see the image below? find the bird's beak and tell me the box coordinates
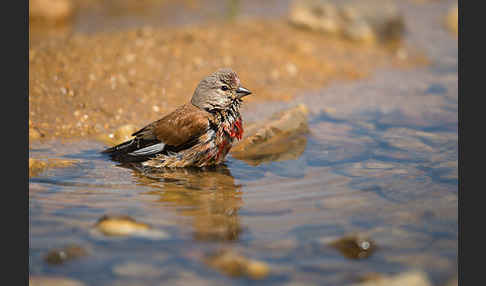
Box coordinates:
[236,86,252,98]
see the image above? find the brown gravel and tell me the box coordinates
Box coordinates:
[29,19,427,143]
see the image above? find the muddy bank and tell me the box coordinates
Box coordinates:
[29,18,426,143]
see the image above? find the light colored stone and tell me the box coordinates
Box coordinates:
[354,271,431,286]
[289,0,404,43]
[231,104,309,165]
[93,215,169,239]
[205,249,270,280]
[94,215,150,236]
[30,276,85,286]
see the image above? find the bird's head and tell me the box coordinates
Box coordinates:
[191,68,252,111]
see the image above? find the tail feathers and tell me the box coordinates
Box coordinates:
[102,138,163,162]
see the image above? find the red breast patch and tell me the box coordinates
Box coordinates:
[230,118,243,140]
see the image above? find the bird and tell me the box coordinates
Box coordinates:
[102,68,252,168]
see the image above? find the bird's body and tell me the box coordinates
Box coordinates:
[102,68,251,168]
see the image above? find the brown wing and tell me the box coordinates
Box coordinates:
[102,104,211,162]
[132,104,211,147]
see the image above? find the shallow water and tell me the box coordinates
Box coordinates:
[29,114,457,285]
[29,0,458,285]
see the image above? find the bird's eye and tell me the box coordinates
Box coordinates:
[221,85,229,91]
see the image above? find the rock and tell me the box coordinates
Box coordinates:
[29,0,74,24]
[93,214,169,239]
[29,158,78,177]
[44,244,88,265]
[231,104,309,165]
[289,0,405,43]
[245,260,270,280]
[445,4,458,36]
[29,276,85,286]
[354,271,431,286]
[94,214,150,236]
[325,234,376,259]
[97,124,138,147]
[205,249,270,279]
[29,158,47,177]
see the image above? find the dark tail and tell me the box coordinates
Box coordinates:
[101,138,161,163]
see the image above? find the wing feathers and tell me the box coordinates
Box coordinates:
[128,142,165,156]
[101,104,212,163]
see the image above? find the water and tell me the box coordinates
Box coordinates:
[29,111,457,285]
[29,0,458,285]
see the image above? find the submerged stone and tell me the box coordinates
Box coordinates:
[94,214,168,239]
[205,249,270,280]
[44,244,88,265]
[29,276,85,286]
[326,234,376,259]
[354,271,431,286]
[231,104,309,165]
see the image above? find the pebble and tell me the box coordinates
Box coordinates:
[354,271,431,286]
[344,21,376,43]
[325,234,376,259]
[44,244,88,265]
[205,249,270,280]
[94,215,151,236]
[29,276,85,286]
[93,215,170,239]
[286,63,298,76]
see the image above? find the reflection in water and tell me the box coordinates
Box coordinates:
[127,164,243,242]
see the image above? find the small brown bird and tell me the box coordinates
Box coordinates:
[102,68,252,168]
